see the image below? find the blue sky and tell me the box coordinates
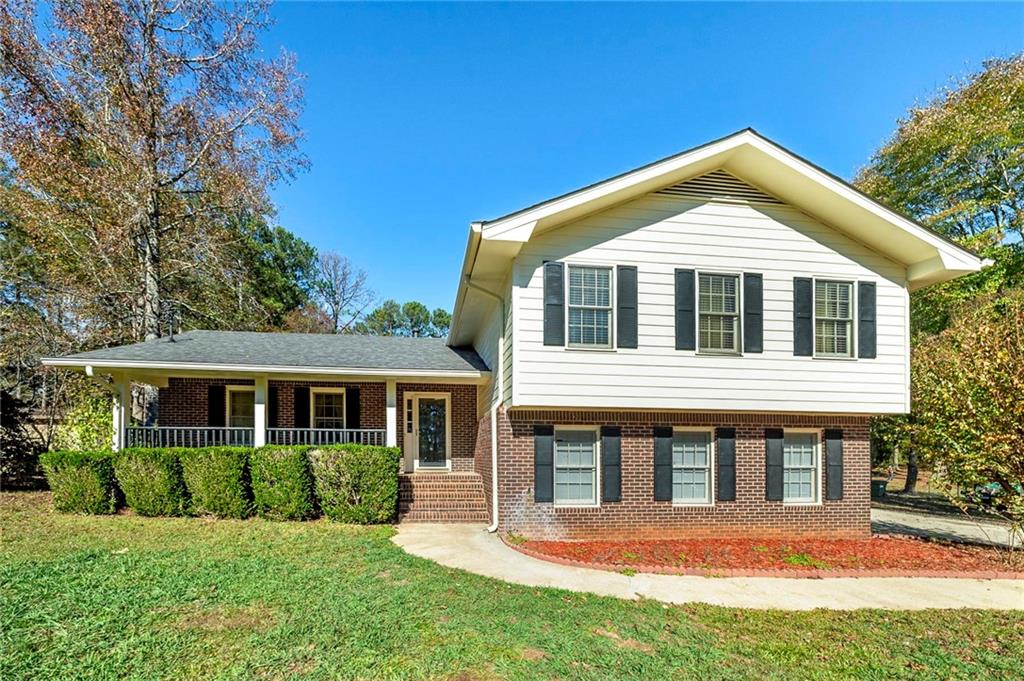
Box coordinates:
[264,2,1023,312]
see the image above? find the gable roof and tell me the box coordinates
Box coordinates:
[43,330,489,377]
[448,128,988,345]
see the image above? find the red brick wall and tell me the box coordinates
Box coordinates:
[396,383,477,472]
[158,377,384,430]
[474,409,494,518]
[498,409,870,540]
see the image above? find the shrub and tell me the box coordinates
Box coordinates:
[52,387,112,452]
[180,447,252,519]
[251,446,316,520]
[40,450,118,514]
[309,444,401,523]
[113,448,189,516]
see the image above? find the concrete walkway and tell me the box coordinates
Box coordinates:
[393,524,1024,611]
[871,507,1019,548]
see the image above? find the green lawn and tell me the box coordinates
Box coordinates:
[2,493,1022,680]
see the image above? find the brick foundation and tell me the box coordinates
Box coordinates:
[497,409,871,541]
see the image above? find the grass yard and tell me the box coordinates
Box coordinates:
[2,493,1023,680]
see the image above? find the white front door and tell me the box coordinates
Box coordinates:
[404,392,451,472]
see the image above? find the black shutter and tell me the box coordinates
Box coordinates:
[716,427,736,502]
[601,426,621,502]
[268,386,280,428]
[345,387,360,429]
[616,266,638,349]
[858,282,877,359]
[543,262,565,346]
[674,269,696,351]
[294,386,310,428]
[534,425,554,502]
[653,426,673,501]
[765,428,784,501]
[793,277,813,356]
[825,429,844,500]
[743,273,763,353]
[207,385,225,427]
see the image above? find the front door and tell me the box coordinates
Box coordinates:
[411,394,449,470]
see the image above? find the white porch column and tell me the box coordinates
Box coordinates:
[385,379,397,447]
[254,375,268,447]
[111,378,128,452]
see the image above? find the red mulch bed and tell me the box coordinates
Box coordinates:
[515,536,1022,577]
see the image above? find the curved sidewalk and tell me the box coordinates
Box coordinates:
[393,524,1024,611]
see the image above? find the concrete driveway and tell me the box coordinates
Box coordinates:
[393,524,1024,611]
[871,507,1019,548]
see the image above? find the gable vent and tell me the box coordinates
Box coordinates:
[655,169,783,205]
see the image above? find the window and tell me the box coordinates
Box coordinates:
[227,388,255,428]
[783,431,819,503]
[815,280,853,357]
[568,265,613,348]
[554,428,598,505]
[698,273,740,353]
[311,389,345,429]
[672,430,713,503]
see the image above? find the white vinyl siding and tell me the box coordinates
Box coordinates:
[698,273,740,353]
[783,431,819,503]
[227,389,255,428]
[554,428,598,505]
[567,265,612,348]
[815,280,853,357]
[511,183,909,413]
[672,430,713,503]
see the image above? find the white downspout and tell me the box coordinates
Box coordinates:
[465,277,504,533]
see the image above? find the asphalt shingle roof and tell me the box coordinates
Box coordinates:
[52,330,489,374]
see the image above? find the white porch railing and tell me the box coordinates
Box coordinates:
[124,427,255,448]
[266,428,386,446]
[122,427,387,448]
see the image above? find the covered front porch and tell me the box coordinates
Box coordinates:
[42,329,490,474]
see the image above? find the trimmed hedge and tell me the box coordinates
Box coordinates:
[309,445,402,523]
[113,448,188,516]
[179,447,252,519]
[40,450,118,514]
[251,446,316,521]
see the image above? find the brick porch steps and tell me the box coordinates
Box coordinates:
[398,473,489,523]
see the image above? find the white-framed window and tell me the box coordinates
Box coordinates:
[310,388,346,429]
[698,272,740,354]
[226,387,255,428]
[814,280,854,357]
[783,431,819,503]
[553,427,599,506]
[567,265,613,348]
[672,429,714,504]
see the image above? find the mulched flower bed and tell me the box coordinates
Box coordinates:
[512,535,1023,578]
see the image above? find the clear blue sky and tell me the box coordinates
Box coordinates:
[264,2,1023,312]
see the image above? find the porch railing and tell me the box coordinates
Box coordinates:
[266,428,386,446]
[124,427,255,448]
[122,427,387,448]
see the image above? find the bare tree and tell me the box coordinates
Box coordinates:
[312,251,373,333]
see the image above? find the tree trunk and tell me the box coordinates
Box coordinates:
[902,451,919,494]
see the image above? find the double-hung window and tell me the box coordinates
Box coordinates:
[227,388,255,428]
[567,265,613,348]
[698,273,740,353]
[672,430,713,504]
[783,431,819,503]
[311,389,346,429]
[553,428,598,505]
[815,280,853,357]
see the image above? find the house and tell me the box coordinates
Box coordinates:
[44,129,986,538]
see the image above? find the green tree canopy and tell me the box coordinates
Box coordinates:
[355,300,450,338]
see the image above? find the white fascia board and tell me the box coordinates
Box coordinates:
[41,358,490,382]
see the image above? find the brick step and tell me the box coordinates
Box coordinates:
[399,488,485,499]
[399,482,485,492]
[400,499,488,512]
[399,510,490,523]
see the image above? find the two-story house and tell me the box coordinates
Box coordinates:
[45,129,986,539]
